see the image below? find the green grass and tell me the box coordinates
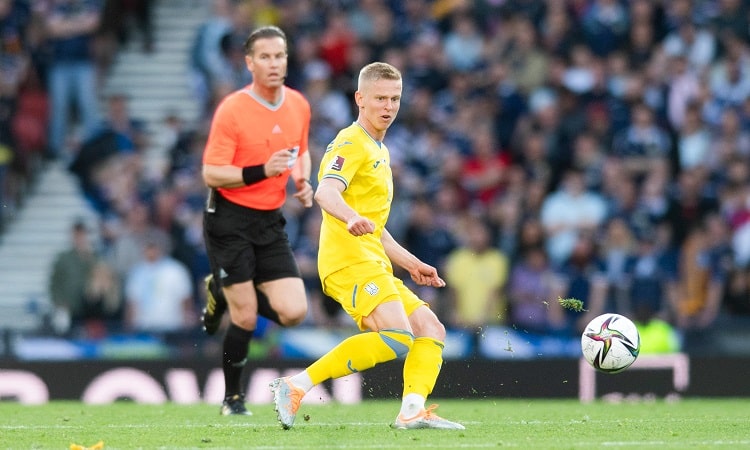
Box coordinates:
[1,398,748,449]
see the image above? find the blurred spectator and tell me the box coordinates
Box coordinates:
[109,0,153,52]
[393,0,438,45]
[724,263,750,317]
[708,109,750,174]
[105,201,168,279]
[218,0,254,90]
[460,125,510,207]
[633,165,670,230]
[633,304,681,355]
[611,101,672,182]
[570,131,606,191]
[189,0,234,116]
[9,68,47,172]
[403,196,457,270]
[726,181,750,269]
[241,0,280,29]
[0,0,31,155]
[670,215,731,350]
[540,167,608,267]
[361,4,399,61]
[487,191,523,260]
[49,220,121,337]
[514,215,546,260]
[124,233,195,333]
[665,53,701,131]
[676,101,711,171]
[98,93,147,152]
[303,61,351,146]
[539,1,579,58]
[581,0,629,57]
[401,37,447,97]
[96,0,154,78]
[68,93,145,215]
[665,168,719,247]
[704,33,750,124]
[557,234,609,334]
[511,88,567,176]
[506,245,566,335]
[599,217,637,313]
[442,13,483,72]
[662,17,716,74]
[622,222,679,322]
[444,216,509,329]
[484,60,526,149]
[318,10,355,78]
[711,0,748,48]
[515,133,554,192]
[497,16,549,95]
[44,0,102,160]
[626,18,657,71]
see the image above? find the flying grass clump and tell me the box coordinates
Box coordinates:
[558,297,586,312]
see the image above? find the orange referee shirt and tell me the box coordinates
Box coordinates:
[203,84,311,210]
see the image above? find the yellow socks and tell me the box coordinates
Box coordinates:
[403,337,444,398]
[307,329,414,384]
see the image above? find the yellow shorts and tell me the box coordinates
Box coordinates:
[322,261,427,330]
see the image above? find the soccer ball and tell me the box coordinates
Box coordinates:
[581,313,640,374]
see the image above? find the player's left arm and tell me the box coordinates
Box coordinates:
[381,228,445,288]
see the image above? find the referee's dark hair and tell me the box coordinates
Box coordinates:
[244,25,287,56]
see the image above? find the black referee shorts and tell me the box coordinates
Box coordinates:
[203,192,301,287]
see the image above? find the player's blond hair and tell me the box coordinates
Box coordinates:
[357,62,402,89]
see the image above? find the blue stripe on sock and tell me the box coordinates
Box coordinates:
[379,330,414,358]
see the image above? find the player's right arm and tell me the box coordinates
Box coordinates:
[314,178,374,236]
[202,151,292,189]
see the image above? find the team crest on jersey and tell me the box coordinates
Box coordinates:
[330,155,346,171]
[364,282,379,296]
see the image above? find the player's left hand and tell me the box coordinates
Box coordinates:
[293,179,313,207]
[409,262,446,288]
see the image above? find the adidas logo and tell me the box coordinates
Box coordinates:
[272,124,282,134]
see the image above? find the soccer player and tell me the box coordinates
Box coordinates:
[270,62,464,430]
[201,25,313,416]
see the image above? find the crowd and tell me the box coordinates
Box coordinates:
[4,0,750,357]
[0,0,153,230]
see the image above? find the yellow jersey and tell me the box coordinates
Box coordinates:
[317,122,394,280]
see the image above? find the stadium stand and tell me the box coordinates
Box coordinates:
[3,0,750,359]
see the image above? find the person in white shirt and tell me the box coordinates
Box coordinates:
[540,168,608,267]
[124,235,195,333]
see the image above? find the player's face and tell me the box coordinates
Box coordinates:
[356,78,402,137]
[245,37,288,89]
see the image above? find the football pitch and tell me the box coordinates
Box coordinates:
[1,398,747,449]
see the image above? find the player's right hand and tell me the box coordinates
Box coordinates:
[346,215,375,236]
[265,149,295,177]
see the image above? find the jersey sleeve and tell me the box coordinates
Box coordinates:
[202,98,239,166]
[318,135,365,190]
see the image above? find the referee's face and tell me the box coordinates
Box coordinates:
[246,37,288,89]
